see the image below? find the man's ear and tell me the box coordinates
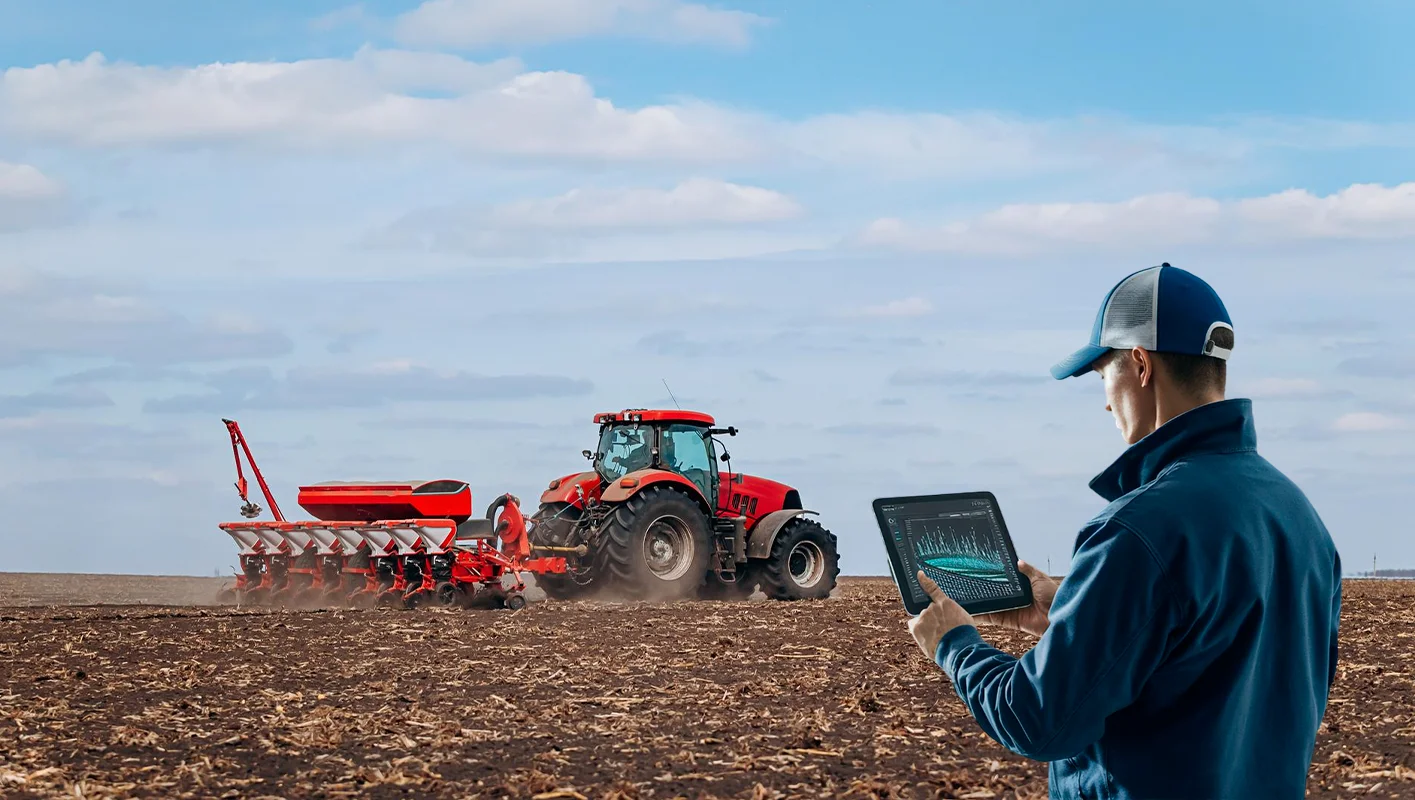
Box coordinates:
[1133,347,1154,388]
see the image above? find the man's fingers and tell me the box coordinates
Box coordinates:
[1017,560,1048,580]
[916,570,948,603]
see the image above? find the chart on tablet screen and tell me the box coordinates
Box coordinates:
[907,510,1015,602]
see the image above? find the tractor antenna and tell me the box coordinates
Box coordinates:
[662,379,681,409]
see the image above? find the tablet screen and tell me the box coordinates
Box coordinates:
[875,493,1030,614]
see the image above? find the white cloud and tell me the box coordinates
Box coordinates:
[478,178,798,230]
[1236,183,1415,240]
[7,50,1403,181]
[0,161,75,232]
[0,162,64,199]
[858,182,1415,255]
[0,49,753,162]
[393,0,767,49]
[365,178,810,260]
[488,178,802,229]
[1226,116,1415,151]
[854,297,934,318]
[311,3,375,32]
[1248,378,1320,396]
[773,112,1278,182]
[1332,412,1409,433]
[782,112,1080,180]
[1242,378,1341,399]
[862,192,1221,255]
[143,362,595,413]
[0,269,292,368]
[0,386,114,419]
[366,222,828,263]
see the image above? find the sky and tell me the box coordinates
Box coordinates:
[1,0,1412,578]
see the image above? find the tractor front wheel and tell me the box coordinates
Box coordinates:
[596,485,712,602]
[758,517,840,601]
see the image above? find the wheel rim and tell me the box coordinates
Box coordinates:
[788,540,826,588]
[643,515,694,581]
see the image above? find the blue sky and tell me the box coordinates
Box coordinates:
[1,0,1412,578]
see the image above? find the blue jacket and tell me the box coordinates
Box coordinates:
[935,398,1342,799]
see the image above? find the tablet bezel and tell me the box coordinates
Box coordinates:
[872,490,1034,617]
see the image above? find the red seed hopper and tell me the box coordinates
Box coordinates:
[296,480,474,524]
[215,419,581,611]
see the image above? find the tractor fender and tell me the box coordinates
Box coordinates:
[599,468,710,511]
[540,471,599,506]
[746,509,818,560]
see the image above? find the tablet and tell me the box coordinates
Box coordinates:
[872,491,1033,616]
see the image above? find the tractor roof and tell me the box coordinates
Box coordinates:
[594,408,716,426]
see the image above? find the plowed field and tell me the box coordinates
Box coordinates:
[0,575,1411,799]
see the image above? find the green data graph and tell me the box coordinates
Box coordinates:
[905,510,1018,603]
[914,525,1012,584]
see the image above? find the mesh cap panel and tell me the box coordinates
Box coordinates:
[1100,268,1158,349]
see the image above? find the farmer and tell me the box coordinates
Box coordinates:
[907,263,1342,798]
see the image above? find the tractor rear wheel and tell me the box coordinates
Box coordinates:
[528,502,594,600]
[757,517,840,601]
[596,485,712,602]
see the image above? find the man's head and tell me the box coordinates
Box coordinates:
[1051,263,1234,444]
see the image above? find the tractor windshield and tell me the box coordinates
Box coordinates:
[594,424,654,481]
[660,423,715,500]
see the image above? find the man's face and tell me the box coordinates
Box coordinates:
[1095,348,1158,445]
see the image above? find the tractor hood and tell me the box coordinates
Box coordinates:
[719,472,802,518]
[539,471,602,507]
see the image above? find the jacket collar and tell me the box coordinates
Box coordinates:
[1089,398,1257,502]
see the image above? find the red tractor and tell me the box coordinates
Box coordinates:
[526,409,840,602]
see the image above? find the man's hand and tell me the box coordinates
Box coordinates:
[973,560,1059,638]
[907,570,975,663]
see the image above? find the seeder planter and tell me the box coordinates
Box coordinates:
[217,406,844,607]
[215,419,577,611]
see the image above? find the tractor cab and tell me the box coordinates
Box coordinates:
[589,409,734,507]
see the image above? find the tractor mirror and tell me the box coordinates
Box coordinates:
[582,449,593,460]
[720,452,730,462]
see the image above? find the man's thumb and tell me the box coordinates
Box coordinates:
[1018,560,1048,580]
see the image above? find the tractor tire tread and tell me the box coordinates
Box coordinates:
[757,517,840,601]
[595,484,711,601]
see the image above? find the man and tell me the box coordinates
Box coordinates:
[907,263,1342,799]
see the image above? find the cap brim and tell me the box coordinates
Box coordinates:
[1050,343,1110,380]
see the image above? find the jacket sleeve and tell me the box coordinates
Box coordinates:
[1327,551,1342,692]
[933,517,1184,762]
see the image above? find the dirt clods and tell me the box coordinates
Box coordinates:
[0,575,1410,798]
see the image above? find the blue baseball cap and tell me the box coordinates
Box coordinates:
[1051,262,1234,380]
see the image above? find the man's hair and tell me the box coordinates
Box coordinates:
[1097,327,1234,395]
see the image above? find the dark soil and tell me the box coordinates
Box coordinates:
[0,575,1410,799]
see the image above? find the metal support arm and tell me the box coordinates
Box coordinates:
[223,418,285,522]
